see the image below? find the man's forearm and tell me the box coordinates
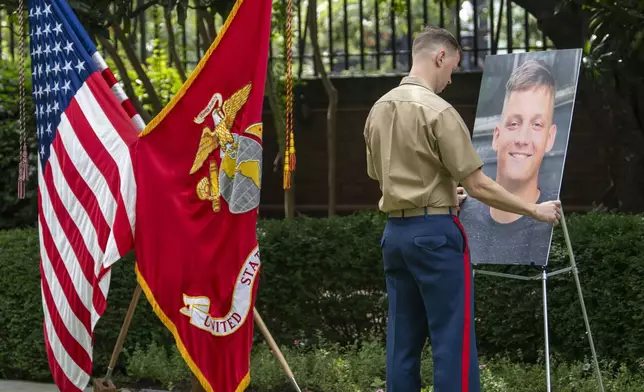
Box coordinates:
[462,171,536,218]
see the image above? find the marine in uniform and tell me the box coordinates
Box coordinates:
[363,26,562,392]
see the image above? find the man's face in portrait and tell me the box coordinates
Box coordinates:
[492,76,557,188]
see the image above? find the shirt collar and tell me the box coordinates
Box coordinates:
[399,76,434,92]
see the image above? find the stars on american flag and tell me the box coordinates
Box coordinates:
[28,0,96,167]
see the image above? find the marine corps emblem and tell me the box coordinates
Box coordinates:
[189,83,263,213]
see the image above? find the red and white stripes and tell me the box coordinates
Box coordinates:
[38,70,140,391]
[92,52,146,131]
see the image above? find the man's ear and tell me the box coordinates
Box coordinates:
[492,125,500,152]
[435,49,445,67]
[545,123,557,152]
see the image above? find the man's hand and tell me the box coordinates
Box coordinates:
[456,186,467,212]
[532,200,562,225]
[457,186,467,204]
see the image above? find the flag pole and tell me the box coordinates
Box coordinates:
[253,308,303,392]
[105,284,142,380]
[97,288,302,392]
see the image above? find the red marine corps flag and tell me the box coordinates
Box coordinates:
[133,0,272,388]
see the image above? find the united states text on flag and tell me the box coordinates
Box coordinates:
[28,0,140,390]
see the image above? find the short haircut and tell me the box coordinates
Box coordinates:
[412,26,461,57]
[505,59,556,101]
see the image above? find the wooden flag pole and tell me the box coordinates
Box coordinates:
[253,308,303,392]
[97,285,302,392]
[105,284,142,380]
[93,284,142,392]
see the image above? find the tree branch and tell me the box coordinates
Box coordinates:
[122,0,160,20]
[111,23,164,114]
[196,8,213,53]
[164,10,188,81]
[308,0,338,217]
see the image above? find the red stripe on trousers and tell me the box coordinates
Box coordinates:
[453,216,471,392]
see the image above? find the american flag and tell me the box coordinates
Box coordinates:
[28,0,143,390]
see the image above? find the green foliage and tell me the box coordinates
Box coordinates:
[0,228,47,380]
[0,231,174,381]
[124,341,191,390]
[119,339,644,391]
[255,211,644,368]
[560,0,644,83]
[256,212,388,346]
[124,40,184,113]
[0,61,38,230]
[1,211,644,383]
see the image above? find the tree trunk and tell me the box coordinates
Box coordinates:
[163,10,188,82]
[111,24,164,114]
[307,0,339,217]
[196,9,213,53]
[265,62,295,219]
[610,76,644,212]
[206,7,218,40]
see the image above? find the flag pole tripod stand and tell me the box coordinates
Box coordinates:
[93,283,303,392]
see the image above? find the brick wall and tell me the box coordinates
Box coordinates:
[258,73,609,217]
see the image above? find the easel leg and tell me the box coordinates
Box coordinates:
[254,308,303,392]
[541,268,552,392]
[560,212,605,392]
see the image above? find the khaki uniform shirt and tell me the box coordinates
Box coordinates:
[364,76,483,213]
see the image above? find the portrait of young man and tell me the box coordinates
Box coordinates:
[459,58,564,266]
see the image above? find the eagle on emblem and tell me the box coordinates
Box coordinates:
[189,83,252,175]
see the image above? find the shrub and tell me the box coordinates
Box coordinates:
[122,339,644,392]
[0,211,643,382]
[0,61,38,230]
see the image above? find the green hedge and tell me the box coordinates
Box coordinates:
[0,62,39,230]
[1,211,643,382]
[122,340,644,392]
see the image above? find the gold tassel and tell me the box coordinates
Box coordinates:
[283,155,291,189]
[283,0,295,190]
[288,131,296,171]
[17,0,28,199]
